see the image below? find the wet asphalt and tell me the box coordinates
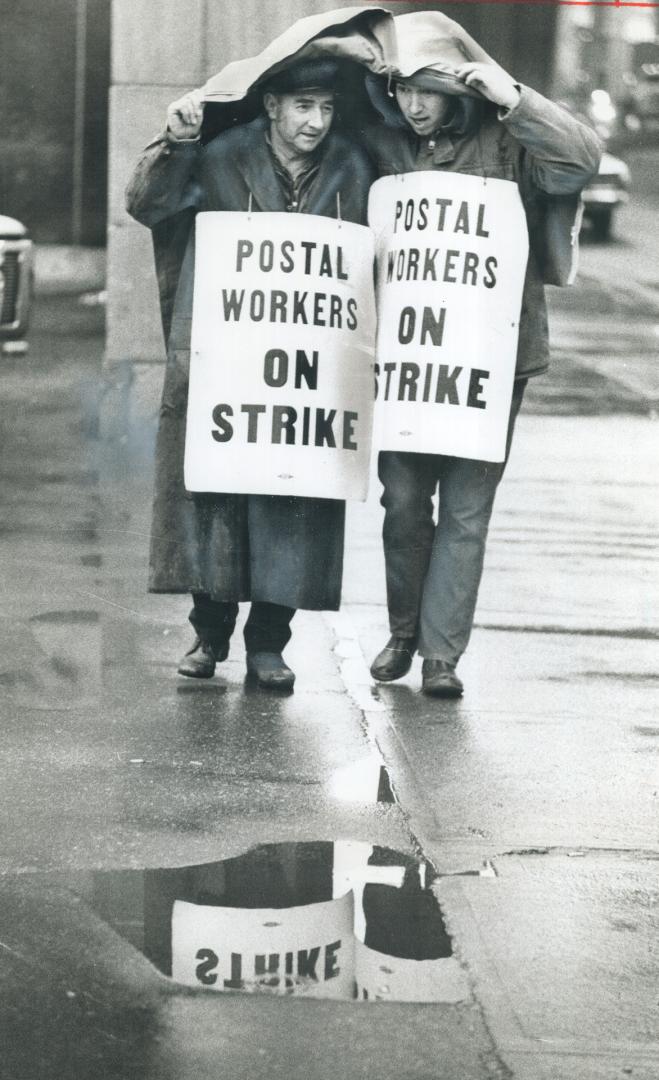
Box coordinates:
[1,196,658,1080]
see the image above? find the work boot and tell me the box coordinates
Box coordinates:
[177,638,228,678]
[370,636,416,682]
[421,659,463,698]
[246,652,295,690]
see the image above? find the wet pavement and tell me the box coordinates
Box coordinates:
[1,269,658,1078]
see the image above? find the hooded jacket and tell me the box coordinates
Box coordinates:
[362,11,602,379]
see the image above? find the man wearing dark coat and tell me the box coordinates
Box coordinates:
[126,59,375,689]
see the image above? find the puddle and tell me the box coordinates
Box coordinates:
[78,840,467,1003]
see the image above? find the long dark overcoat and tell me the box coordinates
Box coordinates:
[126,117,375,609]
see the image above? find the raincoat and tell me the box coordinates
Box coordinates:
[125,7,392,607]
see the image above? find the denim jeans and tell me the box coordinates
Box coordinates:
[378,380,527,664]
[189,594,295,653]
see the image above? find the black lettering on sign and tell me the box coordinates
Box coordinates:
[223,952,244,990]
[281,240,294,273]
[329,294,342,329]
[443,250,459,284]
[462,252,479,286]
[254,954,280,978]
[241,403,266,442]
[294,350,318,390]
[398,362,420,401]
[423,248,438,281]
[270,290,287,322]
[343,411,358,451]
[211,404,234,442]
[467,368,490,409]
[398,307,415,345]
[453,201,470,234]
[423,362,433,401]
[398,307,446,347]
[263,349,288,387]
[383,362,396,400]
[324,940,341,980]
[250,291,265,321]
[218,290,357,330]
[420,307,446,347]
[292,292,309,324]
[222,289,245,320]
[313,293,327,326]
[314,409,337,448]
[319,244,332,277]
[272,405,297,445]
[476,203,489,238]
[195,948,219,985]
[300,241,317,274]
[435,365,462,405]
[483,256,498,288]
[435,198,453,231]
[236,240,253,272]
[259,240,274,272]
[297,947,320,981]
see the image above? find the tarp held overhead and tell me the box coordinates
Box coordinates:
[200,6,396,142]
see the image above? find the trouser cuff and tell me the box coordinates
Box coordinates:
[244,602,295,653]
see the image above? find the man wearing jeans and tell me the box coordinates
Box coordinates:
[364,11,600,696]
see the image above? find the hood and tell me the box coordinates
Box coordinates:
[366,10,505,129]
[200,6,395,141]
[392,11,498,93]
[202,6,394,102]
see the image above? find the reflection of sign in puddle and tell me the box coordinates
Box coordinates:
[89,837,470,1004]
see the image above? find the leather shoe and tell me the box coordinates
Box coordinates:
[246,652,295,690]
[370,636,416,682]
[177,638,228,678]
[421,659,463,698]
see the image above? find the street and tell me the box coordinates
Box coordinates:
[0,161,657,1079]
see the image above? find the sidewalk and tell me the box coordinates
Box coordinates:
[339,411,659,1080]
[1,295,657,1079]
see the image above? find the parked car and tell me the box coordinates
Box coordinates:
[556,89,631,241]
[0,214,34,353]
[581,150,631,241]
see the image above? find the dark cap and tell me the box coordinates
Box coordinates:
[261,58,342,96]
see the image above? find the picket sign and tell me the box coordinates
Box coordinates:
[184,211,376,500]
[368,172,529,462]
